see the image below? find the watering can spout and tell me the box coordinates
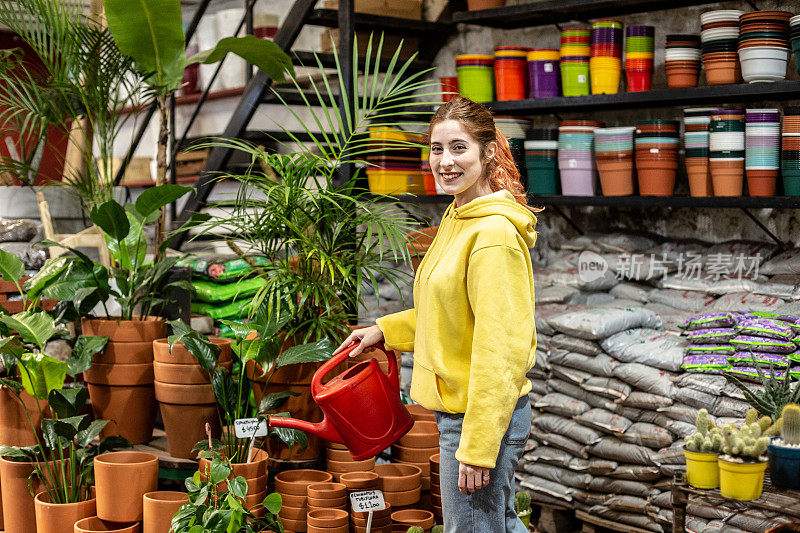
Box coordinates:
[268,415,343,444]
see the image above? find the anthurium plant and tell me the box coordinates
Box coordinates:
[171,454,283,532]
[169,298,333,463]
[23,184,195,321]
[0,248,128,504]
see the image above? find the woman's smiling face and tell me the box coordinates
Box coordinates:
[429,119,495,206]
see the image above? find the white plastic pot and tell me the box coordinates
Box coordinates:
[738,46,789,82]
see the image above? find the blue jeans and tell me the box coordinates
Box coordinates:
[435,395,531,533]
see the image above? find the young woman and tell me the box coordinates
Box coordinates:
[334,96,538,532]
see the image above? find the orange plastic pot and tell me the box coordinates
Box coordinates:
[686,164,712,197]
[326,457,375,473]
[747,170,778,196]
[308,508,349,528]
[143,492,187,533]
[198,449,268,493]
[382,486,421,507]
[710,165,744,196]
[94,452,158,522]
[34,492,96,533]
[637,168,676,196]
[391,444,439,463]
[93,341,153,364]
[306,482,346,499]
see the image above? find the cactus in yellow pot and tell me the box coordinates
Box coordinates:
[718,409,775,500]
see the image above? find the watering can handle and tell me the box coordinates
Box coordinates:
[312,341,399,394]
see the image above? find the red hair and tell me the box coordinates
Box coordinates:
[428,96,541,213]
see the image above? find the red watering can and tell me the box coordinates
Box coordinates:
[268,342,414,460]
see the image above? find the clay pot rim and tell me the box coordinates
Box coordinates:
[73,517,139,533]
[307,494,347,504]
[95,451,158,467]
[34,490,96,506]
[307,508,349,527]
[143,491,189,503]
[391,509,435,527]
[306,482,346,498]
[326,457,375,468]
[339,471,379,482]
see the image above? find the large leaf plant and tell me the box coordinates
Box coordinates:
[186,34,438,344]
[23,184,195,321]
[0,251,128,505]
[103,0,294,257]
[169,298,333,463]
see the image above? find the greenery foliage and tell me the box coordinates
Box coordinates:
[723,353,800,421]
[720,408,777,460]
[686,408,723,453]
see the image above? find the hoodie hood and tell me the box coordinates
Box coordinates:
[450,190,538,248]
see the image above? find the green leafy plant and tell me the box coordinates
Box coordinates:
[686,408,723,453]
[723,353,800,421]
[170,299,333,463]
[720,408,779,461]
[780,403,800,446]
[23,184,195,321]
[514,491,531,514]
[103,0,294,255]
[0,0,142,207]
[170,453,283,532]
[187,33,439,342]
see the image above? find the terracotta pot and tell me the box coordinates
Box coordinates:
[710,167,744,196]
[94,452,158,522]
[405,404,435,422]
[1,457,44,533]
[278,504,307,521]
[326,457,375,473]
[405,226,438,273]
[327,441,348,451]
[666,70,700,88]
[274,469,333,495]
[85,383,156,444]
[353,525,391,533]
[280,492,307,508]
[198,449,268,487]
[637,169,676,196]
[81,318,166,343]
[430,454,440,474]
[326,448,356,461]
[247,359,326,461]
[307,524,349,533]
[279,517,306,532]
[153,362,212,385]
[687,166,713,197]
[206,474,266,496]
[466,0,504,9]
[152,338,232,366]
[73,517,140,533]
[142,492,187,533]
[155,381,219,459]
[353,514,391,526]
[397,421,439,448]
[392,509,434,530]
[94,341,153,364]
[34,492,96,533]
[383,487,421,507]
[0,388,46,447]
[395,459,431,478]
[747,170,778,196]
[307,508,348,528]
[375,463,422,492]
[244,490,267,511]
[339,471,380,491]
[307,494,347,507]
[84,363,154,386]
[431,470,440,486]
[391,445,438,464]
[307,482,346,499]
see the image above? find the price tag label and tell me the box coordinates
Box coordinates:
[349,490,386,512]
[577,74,586,84]
[650,148,659,154]
[234,418,268,439]
[544,63,554,73]
[568,159,577,168]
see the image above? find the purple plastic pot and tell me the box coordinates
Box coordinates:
[559,168,597,195]
[528,60,560,98]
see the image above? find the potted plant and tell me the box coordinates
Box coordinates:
[768,403,800,490]
[723,355,800,421]
[170,454,283,532]
[24,185,197,443]
[718,408,780,501]
[684,408,723,489]
[186,33,437,460]
[514,491,532,529]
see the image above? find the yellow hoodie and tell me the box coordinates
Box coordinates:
[376,190,537,468]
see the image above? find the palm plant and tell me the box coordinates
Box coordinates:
[187,34,440,343]
[0,0,142,207]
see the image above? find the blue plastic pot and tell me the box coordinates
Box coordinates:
[768,437,800,490]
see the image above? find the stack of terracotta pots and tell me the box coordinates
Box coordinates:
[374,463,422,510]
[634,120,680,196]
[391,509,435,532]
[307,508,350,533]
[429,454,442,522]
[352,504,392,533]
[405,404,436,424]
[82,318,166,444]
[307,482,347,513]
[274,469,333,532]
[340,471,386,533]
[391,421,439,491]
[75,451,158,533]
[152,337,232,459]
[405,226,439,273]
[199,448,269,516]
[326,441,375,482]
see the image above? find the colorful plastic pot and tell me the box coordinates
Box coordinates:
[718,456,767,500]
[684,447,720,489]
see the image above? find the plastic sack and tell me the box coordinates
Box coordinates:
[524,446,573,469]
[678,312,736,331]
[518,475,573,503]
[647,289,716,311]
[730,335,795,354]
[522,463,593,489]
[535,284,581,305]
[610,282,650,303]
[727,351,789,367]
[582,377,632,401]
[548,378,608,409]
[674,374,727,395]
[685,328,737,344]
[534,393,590,418]
[709,292,786,312]
[666,419,696,438]
[0,218,39,242]
[588,476,653,497]
[549,334,602,356]
[608,464,663,482]
[611,363,675,397]
[759,247,800,275]
[601,328,685,372]
[619,391,673,410]
[191,299,252,319]
[605,495,649,514]
[177,254,272,281]
[529,428,588,459]
[193,277,266,303]
[547,307,661,340]
[574,408,633,434]
[555,351,618,378]
[734,318,794,340]
[551,364,593,385]
[659,275,757,295]
[588,436,659,466]
[533,414,602,446]
[657,403,698,424]
[753,274,800,299]
[684,343,735,355]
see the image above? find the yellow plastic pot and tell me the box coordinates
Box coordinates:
[684,448,720,489]
[718,456,767,500]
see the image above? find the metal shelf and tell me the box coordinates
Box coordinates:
[377,194,800,209]
[306,9,453,36]
[290,51,431,72]
[452,0,724,29]
[483,81,800,115]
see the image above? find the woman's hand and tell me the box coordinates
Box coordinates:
[333,325,385,357]
[458,461,490,494]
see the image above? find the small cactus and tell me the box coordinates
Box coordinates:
[720,417,774,460]
[781,404,800,445]
[432,526,444,533]
[686,409,723,453]
[406,527,424,533]
[514,491,531,513]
